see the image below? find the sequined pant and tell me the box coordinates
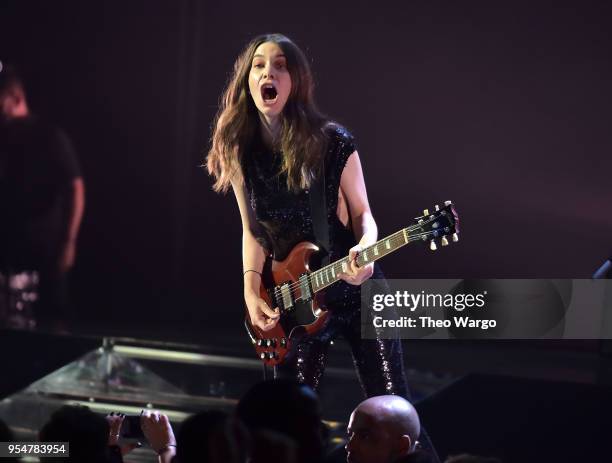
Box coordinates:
[274,303,409,397]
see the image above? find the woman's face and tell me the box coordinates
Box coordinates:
[248,41,292,122]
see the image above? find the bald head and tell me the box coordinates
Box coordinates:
[346,395,421,463]
[357,395,420,443]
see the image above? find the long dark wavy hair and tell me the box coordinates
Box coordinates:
[207,33,332,193]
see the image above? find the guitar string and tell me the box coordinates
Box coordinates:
[274,213,454,297]
[267,212,456,304]
[273,226,450,301]
[269,229,449,308]
[274,229,410,298]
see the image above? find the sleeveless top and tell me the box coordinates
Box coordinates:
[242,124,381,310]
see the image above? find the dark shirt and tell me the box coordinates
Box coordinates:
[243,124,356,260]
[242,123,382,310]
[0,116,80,270]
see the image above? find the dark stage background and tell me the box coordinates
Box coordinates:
[1,0,611,336]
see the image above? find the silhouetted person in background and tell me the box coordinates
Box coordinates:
[237,379,325,463]
[177,410,250,463]
[0,419,20,463]
[0,62,84,331]
[39,406,110,463]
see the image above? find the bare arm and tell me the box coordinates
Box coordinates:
[338,151,377,285]
[59,177,85,273]
[66,177,85,243]
[231,177,267,296]
[231,177,280,330]
[340,151,378,247]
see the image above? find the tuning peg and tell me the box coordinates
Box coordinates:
[435,204,440,211]
[430,240,437,251]
[452,233,459,242]
[444,200,452,206]
[423,209,429,216]
[441,236,449,246]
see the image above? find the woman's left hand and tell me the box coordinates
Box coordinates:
[338,244,374,286]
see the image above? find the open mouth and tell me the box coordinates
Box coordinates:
[261,84,278,103]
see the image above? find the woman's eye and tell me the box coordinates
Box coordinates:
[253,63,264,69]
[276,62,286,69]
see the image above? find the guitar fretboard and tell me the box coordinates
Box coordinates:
[309,227,417,292]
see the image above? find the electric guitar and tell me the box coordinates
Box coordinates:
[244,201,460,366]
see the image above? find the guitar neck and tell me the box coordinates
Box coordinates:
[310,227,416,293]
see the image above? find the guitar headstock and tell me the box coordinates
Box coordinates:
[409,200,460,250]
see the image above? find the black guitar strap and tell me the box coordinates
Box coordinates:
[270,165,330,381]
[309,162,330,267]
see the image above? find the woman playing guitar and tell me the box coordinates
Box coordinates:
[207,33,410,398]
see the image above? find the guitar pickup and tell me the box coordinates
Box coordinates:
[298,274,312,302]
[280,282,294,311]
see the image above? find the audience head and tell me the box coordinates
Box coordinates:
[0,419,19,463]
[0,62,29,120]
[177,409,249,463]
[236,379,324,463]
[346,395,421,463]
[0,418,13,441]
[39,405,109,463]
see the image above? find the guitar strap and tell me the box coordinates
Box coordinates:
[309,161,331,267]
[269,164,330,381]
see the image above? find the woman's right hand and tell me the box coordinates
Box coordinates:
[245,292,280,331]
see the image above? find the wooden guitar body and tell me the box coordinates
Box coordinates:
[243,201,459,367]
[244,242,330,366]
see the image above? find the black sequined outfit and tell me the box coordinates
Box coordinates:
[242,124,408,397]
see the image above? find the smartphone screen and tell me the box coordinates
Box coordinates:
[120,415,144,439]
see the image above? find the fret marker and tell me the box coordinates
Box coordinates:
[385,240,391,250]
[331,267,336,278]
[403,229,409,242]
[362,251,368,262]
[341,262,348,273]
[373,246,379,256]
